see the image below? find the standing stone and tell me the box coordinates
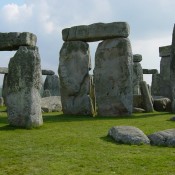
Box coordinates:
[44,75,60,96]
[159,45,171,98]
[133,54,143,95]
[42,69,55,75]
[171,24,175,112]
[140,81,154,112]
[151,74,160,96]
[94,38,133,116]
[59,41,95,115]
[6,46,43,128]
[2,74,8,105]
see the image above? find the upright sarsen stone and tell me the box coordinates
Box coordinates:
[59,41,95,115]
[94,38,133,116]
[7,46,43,128]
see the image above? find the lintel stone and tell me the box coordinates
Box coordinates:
[0,32,37,51]
[142,69,158,74]
[62,22,130,42]
[159,45,171,57]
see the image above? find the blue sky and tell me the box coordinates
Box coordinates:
[0,0,175,85]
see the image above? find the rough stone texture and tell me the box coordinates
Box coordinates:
[133,54,142,62]
[0,97,4,106]
[94,38,133,116]
[59,41,95,115]
[42,69,55,75]
[143,69,158,74]
[0,32,36,51]
[41,96,62,112]
[42,89,51,97]
[0,67,8,74]
[2,74,8,105]
[133,61,143,95]
[140,81,154,112]
[62,22,130,42]
[159,45,171,57]
[151,74,160,96]
[108,126,150,145]
[133,95,144,109]
[6,46,43,128]
[159,50,171,98]
[44,75,60,96]
[170,24,175,113]
[153,97,171,112]
[148,129,175,147]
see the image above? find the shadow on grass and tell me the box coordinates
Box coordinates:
[0,125,22,131]
[43,112,171,123]
[100,135,117,144]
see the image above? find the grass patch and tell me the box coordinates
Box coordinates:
[0,110,175,175]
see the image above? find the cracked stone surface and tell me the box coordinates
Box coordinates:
[62,22,130,42]
[59,41,95,116]
[6,46,43,128]
[94,38,133,116]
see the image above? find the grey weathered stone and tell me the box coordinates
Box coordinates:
[42,89,51,97]
[0,67,8,74]
[133,61,143,95]
[140,81,154,112]
[59,41,95,116]
[133,54,142,62]
[0,97,4,106]
[44,75,60,96]
[153,97,171,112]
[0,32,36,51]
[143,69,158,74]
[159,47,171,98]
[133,95,144,109]
[148,129,175,147]
[6,46,43,128]
[62,22,130,42]
[170,24,175,112]
[159,45,171,57]
[41,96,62,112]
[94,38,133,116]
[108,126,150,145]
[42,69,55,75]
[151,74,160,96]
[2,74,8,105]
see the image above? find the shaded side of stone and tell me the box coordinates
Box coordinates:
[140,81,154,112]
[2,74,8,105]
[94,38,133,116]
[133,54,142,62]
[59,41,95,116]
[42,69,55,75]
[151,74,160,96]
[0,32,37,51]
[62,22,130,42]
[159,45,171,57]
[6,46,43,128]
[143,69,158,74]
[44,75,60,96]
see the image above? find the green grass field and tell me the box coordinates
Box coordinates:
[0,107,175,175]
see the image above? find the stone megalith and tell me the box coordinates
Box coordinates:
[170,24,175,112]
[140,81,154,112]
[94,38,133,116]
[159,45,171,98]
[59,41,95,116]
[6,46,43,128]
[2,74,8,105]
[151,73,160,96]
[44,75,60,96]
[133,54,143,95]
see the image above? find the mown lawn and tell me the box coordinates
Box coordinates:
[0,107,175,175]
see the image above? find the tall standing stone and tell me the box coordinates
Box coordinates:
[59,41,95,115]
[171,24,175,112]
[2,74,8,105]
[133,54,143,95]
[44,75,60,96]
[6,46,43,128]
[159,45,171,98]
[140,81,154,112]
[94,38,133,116]
[151,73,160,96]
